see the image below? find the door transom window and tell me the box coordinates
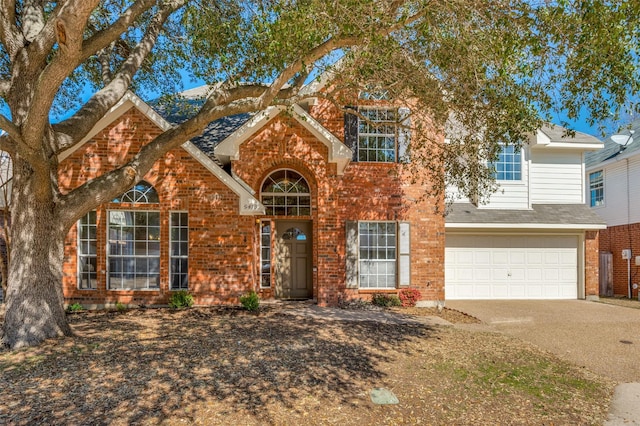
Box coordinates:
[261,170,311,216]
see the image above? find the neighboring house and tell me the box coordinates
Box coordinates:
[445,125,605,300]
[585,120,640,298]
[59,89,445,307]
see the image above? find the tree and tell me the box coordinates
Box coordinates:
[0,0,638,349]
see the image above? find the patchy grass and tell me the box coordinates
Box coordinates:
[0,307,613,425]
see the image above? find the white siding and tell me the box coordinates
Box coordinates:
[530,150,583,203]
[479,147,530,209]
[591,156,640,227]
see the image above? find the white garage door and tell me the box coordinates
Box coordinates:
[445,235,578,300]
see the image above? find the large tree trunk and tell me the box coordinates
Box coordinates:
[1,159,71,349]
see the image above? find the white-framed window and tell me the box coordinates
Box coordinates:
[260,220,271,288]
[492,145,522,181]
[170,212,188,290]
[112,181,159,203]
[345,221,411,290]
[261,169,311,216]
[358,222,397,289]
[589,170,604,207]
[107,181,161,290]
[107,210,160,290]
[78,211,97,290]
[344,106,410,163]
[357,108,399,163]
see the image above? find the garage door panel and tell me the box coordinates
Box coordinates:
[446,235,578,300]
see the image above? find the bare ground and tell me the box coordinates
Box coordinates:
[0,306,613,425]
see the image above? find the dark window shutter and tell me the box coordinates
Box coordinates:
[345,220,359,289]
[344,107,359,162]
[397,107,411,163]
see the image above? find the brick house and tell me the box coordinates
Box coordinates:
[585,120,640,298]
[60,89,445,307]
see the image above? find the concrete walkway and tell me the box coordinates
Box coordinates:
[447,300,640,425]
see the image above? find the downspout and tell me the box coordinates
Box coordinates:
[627,158,632,299]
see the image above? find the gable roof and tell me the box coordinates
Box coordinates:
[213,103,352,175]
[585,119,640,169]
[151,86,254,159]
[59,91,264,215]
[530,124,603,150]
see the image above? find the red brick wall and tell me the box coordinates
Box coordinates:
[232,111,445,306]
[60,100,445,307]
[60,108,256,306]
[599,223,640,297]
[585,230,599,298]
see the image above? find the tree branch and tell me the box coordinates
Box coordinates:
[19,0,100,149]
[52,1,184,154]
[0,79,9,97]
[0,113,21,146]
[80,0,157,63]
[0,134,16,156]
[0,0,23,59]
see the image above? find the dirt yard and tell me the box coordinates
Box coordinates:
[0,306,613,425]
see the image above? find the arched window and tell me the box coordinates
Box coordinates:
[107,180,161,290]
[112,181,159,203]
[261,170,311,216]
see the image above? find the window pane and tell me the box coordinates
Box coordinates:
[170,212,188,290]
[358,222,397,289]
[78,211,98,290]
[491,145,521,181]
[261,170,310,216]
[107,210,161,290]
[357,108,398,163]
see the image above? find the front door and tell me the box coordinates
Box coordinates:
[275,221,312,299]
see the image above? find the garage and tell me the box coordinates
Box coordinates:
[445,234,579,300]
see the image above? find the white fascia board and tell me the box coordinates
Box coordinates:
[530,129,551,147]
[58,91,173,161]
[57,91,264,216]
[291,104,352,175]
[534,142,604,151]
[530,129,603,151]
[214,106,282,159]
[181,142,265,215]
[213,103,352,175]
[445,222,606,230]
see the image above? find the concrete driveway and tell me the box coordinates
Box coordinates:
[446,300,640,383]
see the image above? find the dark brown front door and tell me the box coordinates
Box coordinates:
[275,221,312,299]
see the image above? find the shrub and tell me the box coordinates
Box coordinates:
[169,291,194,309]
[239,290,260,311]
[371,293,402,308]
[67,302,84,312]
[399,288,422,307]
[115,301,127,312]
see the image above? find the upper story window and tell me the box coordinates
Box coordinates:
[358,108,398,162]
[261,170,311,216]
[344,107,411,163]
[589,170,604,207]
[112,181,159,203]
[492,145,522,181]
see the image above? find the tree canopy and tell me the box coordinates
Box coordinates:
[0,0,639,348]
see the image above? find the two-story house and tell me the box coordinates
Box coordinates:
[57,85,606,307]
[585,120,640,298]
[445,125,605,300]
[59,88,445,308]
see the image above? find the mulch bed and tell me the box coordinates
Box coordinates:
[0,306,612,425]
